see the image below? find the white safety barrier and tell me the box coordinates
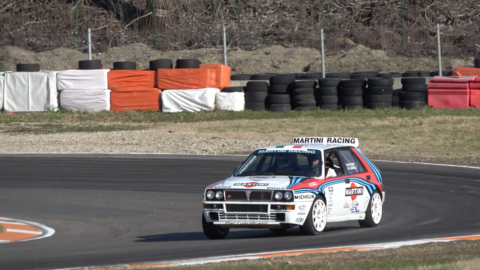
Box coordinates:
[57,69,109,90]
[59,90,111,112]
[215,92,245,111]
[161,88,220,113]
[4,71,58,112]
[0,73,4,111]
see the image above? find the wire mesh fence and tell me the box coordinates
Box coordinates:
[0,0,479,74]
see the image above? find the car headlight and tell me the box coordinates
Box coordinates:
[215,191,224,200]
[274,191,283,200]
[206,190,215,200]
[284,191,293,200]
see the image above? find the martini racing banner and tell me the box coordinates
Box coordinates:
[291,137,359,148]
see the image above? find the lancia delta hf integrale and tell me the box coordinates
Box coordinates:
[202,137,384,239]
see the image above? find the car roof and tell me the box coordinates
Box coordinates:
[256,144,348,151]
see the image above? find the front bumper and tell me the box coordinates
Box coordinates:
[203,201,311,228]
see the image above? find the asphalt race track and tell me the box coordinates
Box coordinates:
[0,154,480,270]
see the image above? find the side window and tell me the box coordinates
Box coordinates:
[338,149,366,175]
[325,151,345,176]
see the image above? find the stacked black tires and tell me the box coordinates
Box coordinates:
[291,81,317,111]
[338,79,365,109]
[244,82,268,111]
[475,57,480,68]
[315,79,340,110]
[399,78,428,109]
[365,78,394,109]
[16,64,41,72]
[267,75,295,112]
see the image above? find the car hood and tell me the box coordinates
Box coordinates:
[216,176,295,190]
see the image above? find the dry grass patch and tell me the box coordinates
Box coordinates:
[0,224,5,233]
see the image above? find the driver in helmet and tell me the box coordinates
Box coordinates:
[309,155,322,177]
[273,154,293,173]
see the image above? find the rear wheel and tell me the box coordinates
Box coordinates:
[202,213,229,239]
[359,191,383,228]
[299,196,327,235]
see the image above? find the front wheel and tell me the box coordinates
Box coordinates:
[359,191,383,228]
[299,196,327,235]
[202,213,229,239]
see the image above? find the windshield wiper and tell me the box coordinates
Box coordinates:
[236,172,273,176]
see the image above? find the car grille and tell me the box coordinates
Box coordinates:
[219,213,276,221]
[226,204,268,213]
[225,191,247,200]
[249,191,272,201]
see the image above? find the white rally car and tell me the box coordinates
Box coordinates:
[202,137,385,239]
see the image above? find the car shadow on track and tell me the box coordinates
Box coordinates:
[135,226,357,242]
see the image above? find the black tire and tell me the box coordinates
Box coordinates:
[113,61,137,70]
[367,87,393,95]
[245,92,268,102]
[316,87,337,96]
[393,89,401,96]
[342,96,363,106]
[299,196,327,235]
[400,100,426,110]
[401,78,426,85]
[392,96,400,103]
[176,59,201,68]
[292,80,317,89]
[402,84,428,92]
[418,70,431,77]
[316,96,338,104]
[251,74,277,80]
[245,102,266,111]
[245,82,269,92]
[78,60,102,70]
[293,94,315,102]
[16,64,40,72]
[222,87,244,93]
[368,78,394,88]
[149,59,173,69]
[297,73,321,80]
[475,57,480,68]
[318,78,341,88]
[320,104,339,110]
[269,74,295,85]
[268,94,290,104]
[269,84,290,94]
[358,191,383,228]
[399,91,426,101]
[367,102,392,109]
[202,214,229,239]
[339,88,363,96]
[295,106,317,111]
[367,95,392,103]
[340,79,366,88]
[295,100,316,107]
[376,72,391,78]
[292,88,314,95]
[269,104,291,112]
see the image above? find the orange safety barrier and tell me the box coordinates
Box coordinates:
[470,78,480,108]
[452,66,480,77]
[157,68,216,90]
[110,87,161,111]
[108,70,156,89]
[199,64,231,90]
[428,76,474,109]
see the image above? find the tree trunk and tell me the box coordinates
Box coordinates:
[142,0,173,31]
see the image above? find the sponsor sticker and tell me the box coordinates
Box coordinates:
[258,149,316,154]
[298,212,306,216]
[328,187,334,192]
[343,201,350,209]
[350,201,360,213]
[345,183,363,200]
[249,176,274,181]
[295,194,316,200]
[309,182,319,187]
[225,222,268,225]
[299,205,307,211]
[234,182,269,188]
[295,217,305,223]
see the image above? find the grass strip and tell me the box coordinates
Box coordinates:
[0,224,5,233]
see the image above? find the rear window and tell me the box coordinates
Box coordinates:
[338,149,366,175]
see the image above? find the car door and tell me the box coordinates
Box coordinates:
[322,151,348,217]
[337,148,370,215]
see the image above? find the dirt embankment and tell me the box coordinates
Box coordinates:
[0,44,473,74]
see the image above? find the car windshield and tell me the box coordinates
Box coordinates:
[233,149,322,177]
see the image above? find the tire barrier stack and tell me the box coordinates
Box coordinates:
[338,79,365,109]
[244,82,268,111]
[267,75,295,112]
[315,79,340,110]
[290,80,317,111]
[392,89,401,107]
[399,78,428,109]
[365,78,393,109]
[475,57,480,68]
